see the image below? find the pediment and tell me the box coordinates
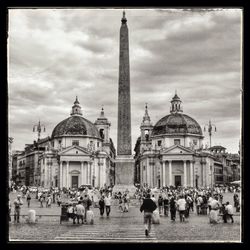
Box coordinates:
[162,145,194,155]
[58,145,91,156]
[70,170,81,174]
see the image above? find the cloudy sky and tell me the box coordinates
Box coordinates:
[8,8,242,154]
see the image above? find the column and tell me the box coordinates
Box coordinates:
[141,165,143,186]
[147,165,150,187]
[60,161,63,188]
[201,164,203,186]
[89,162,92,186]
[190,161,193,187]
[151,164,154,187]
[86,163,88,184]
[102,158,107,185]
[183,160,187,187]
[169,160,172,186]
[81,161,84,185]
[204,163,207,187]
[162,161,166,187]
[44,158,47,187]
[87,162,89,184]
[98,159,103,187]
[66,161,69,188]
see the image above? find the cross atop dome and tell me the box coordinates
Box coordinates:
[170,91,183,114]
[172,90,181,101]
[71,96,82,116]
[74,96,80,105]
[100,105,105,118]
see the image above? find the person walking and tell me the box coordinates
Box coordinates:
[99,195,105,217]
[47,195,52,208]
[169,196,177,221]
[123,194,129,212]
[225,201,234,223]
[209,196,220,224]
[76,201,85,224]
[208,195,213,213]
[56,194,62,207]
[163,195,169,217]
[118,195,123,212]
[196,195,203,215]
[39,193,44,208]
[67,202,77,224]
[26,192,31,208]
[81,194,91,222]
[104,193,112,217]
[13,194,23,223]
[9,199,11,222]
[176,195,186,222]
[158,194,164,215]
[140,193,157,236]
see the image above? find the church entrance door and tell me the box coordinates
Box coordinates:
[71,176,78,188]
[175,175,181,187]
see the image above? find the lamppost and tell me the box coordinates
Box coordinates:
[33,120,46,141]
[204,120,216,148]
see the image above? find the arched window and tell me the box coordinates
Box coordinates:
[99,129,104,139]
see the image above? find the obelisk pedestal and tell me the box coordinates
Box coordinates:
[113,156,136,196]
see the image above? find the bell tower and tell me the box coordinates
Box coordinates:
[170,91,183,114]
[94,106,111,144]
[140,103,153,151]
[71,96,83,116]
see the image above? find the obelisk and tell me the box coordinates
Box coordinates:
[113,11,136,195]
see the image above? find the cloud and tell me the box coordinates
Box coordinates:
[8,8,242,154]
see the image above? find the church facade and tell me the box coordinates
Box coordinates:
[134,93,240,188]
[13,97,116,189]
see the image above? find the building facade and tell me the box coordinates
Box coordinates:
[13,98,116,189]
[134,93,240,188]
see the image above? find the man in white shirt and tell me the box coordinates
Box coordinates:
[209,196,220,223]
[208,196,213,213]
[76,201,85,224]
[13,194,23,223]
[225,201,234,223]
[104,194,112,217]
[176,195,186,222]
[196,195,203,215]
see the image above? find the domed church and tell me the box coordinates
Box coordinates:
[38,97,116,189]
[134,92,217,188]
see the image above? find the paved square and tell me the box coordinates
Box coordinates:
[9,192,241,242]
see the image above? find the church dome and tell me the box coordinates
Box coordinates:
[151,113,203,136]
[151,93,203,137]
[51,97,101,139]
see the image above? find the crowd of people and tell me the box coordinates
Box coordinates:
[9,182,240,233]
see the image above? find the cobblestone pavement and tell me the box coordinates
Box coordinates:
[8,192,241,243]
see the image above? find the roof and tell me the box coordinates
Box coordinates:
[209,145,226,150]
[151,113,203,136]
[51,115,101,139]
